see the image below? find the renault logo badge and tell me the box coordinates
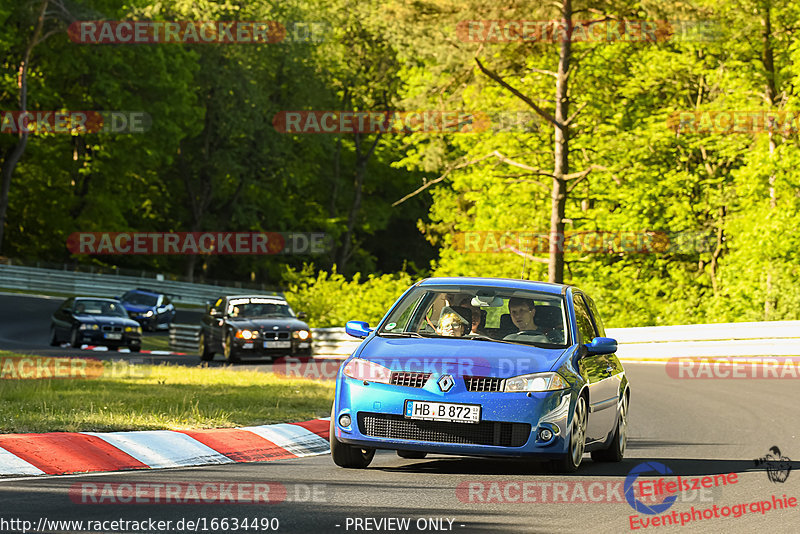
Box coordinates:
[438,375,454,392]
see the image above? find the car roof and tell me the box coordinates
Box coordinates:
[417,277,569,295]
[74,297,121,302]
[224,294,287,301]
[127,288,162,296]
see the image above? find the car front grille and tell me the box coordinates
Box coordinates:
[464,376,505,392]
[262,331,290,340]
[101,325,123,332]
[390,372,431,388]
[358,413,530,447]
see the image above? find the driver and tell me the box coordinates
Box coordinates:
[508,297,539,333]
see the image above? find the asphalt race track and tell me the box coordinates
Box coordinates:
[1,293,799,533]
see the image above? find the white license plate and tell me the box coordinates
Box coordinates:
[263,341,291,349]
[405,400,481,423]
[104,333,122,340]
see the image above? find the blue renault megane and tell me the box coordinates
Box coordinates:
[330,277,629,472]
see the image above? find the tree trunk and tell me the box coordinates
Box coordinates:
[547,0,572,284]
[762,4,777,319]
[0,0,48,254]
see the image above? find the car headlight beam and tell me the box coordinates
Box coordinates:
[292,330,311,340]
[234,329,258,340]
[504,372,568,392]
[144,310,154,317]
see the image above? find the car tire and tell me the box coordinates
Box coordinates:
[223,332,240,363]
[69,327,81,348]
[397,450,428,459]
[551,394,587,473]
[129,345,141,353]
[49,326,59,346]
[591,393,627,463]
[329,408,375,468]
[199,332,214,361]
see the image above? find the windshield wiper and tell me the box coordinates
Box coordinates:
[469,335,517,344]
[377,331,424,338]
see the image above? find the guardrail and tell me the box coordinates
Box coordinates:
[0,263,282,306]
[298,322,800,360]
[167,321,800,360]
[167,325,363,357]
[169,324,202,354]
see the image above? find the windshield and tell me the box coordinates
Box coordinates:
[74,300,128,317]
[123,292,159,306]
[378,285,570,347]
[227,298,294,318]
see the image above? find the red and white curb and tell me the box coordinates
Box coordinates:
[0,418,330,476]
[77,345,187,356]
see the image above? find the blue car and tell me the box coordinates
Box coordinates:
[118,288,177,331]
[330,277,629,472]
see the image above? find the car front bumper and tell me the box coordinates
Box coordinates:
[332,375,575,458]
[75,331,142,347]
[231,338,312,356]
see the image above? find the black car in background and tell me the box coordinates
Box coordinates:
[118,288,177,331]
[50,297,142,351]
[200,295,312,363]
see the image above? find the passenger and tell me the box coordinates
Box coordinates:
[438,306,472,337]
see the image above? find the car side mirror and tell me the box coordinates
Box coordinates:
[585,337,617,355]
[345,320,372,339]
[296,311,307,320]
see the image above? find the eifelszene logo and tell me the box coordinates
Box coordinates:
[754,446,792,483]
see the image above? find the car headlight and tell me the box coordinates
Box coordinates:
[144,310,154,317]
[504,372,568,392]
[124,326,141,333]
[343,358,392,384]
[292,330,311,340]
[79,324,99,331]
[234,329,258,340]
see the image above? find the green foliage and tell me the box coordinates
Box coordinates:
[1,0,799,327]
[283,265,415,327]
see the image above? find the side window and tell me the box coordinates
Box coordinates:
[211,298,224,315]
[60,299,74,312]
[584,295,606,337]
[572,294,597,345]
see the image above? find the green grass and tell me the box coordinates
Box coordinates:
[140,334,174,352]
[0,351,334,433]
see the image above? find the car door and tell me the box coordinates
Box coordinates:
[586,293,626,405]
[203,297,226,349]
[573,292,616,442]
[52,298,74,338]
